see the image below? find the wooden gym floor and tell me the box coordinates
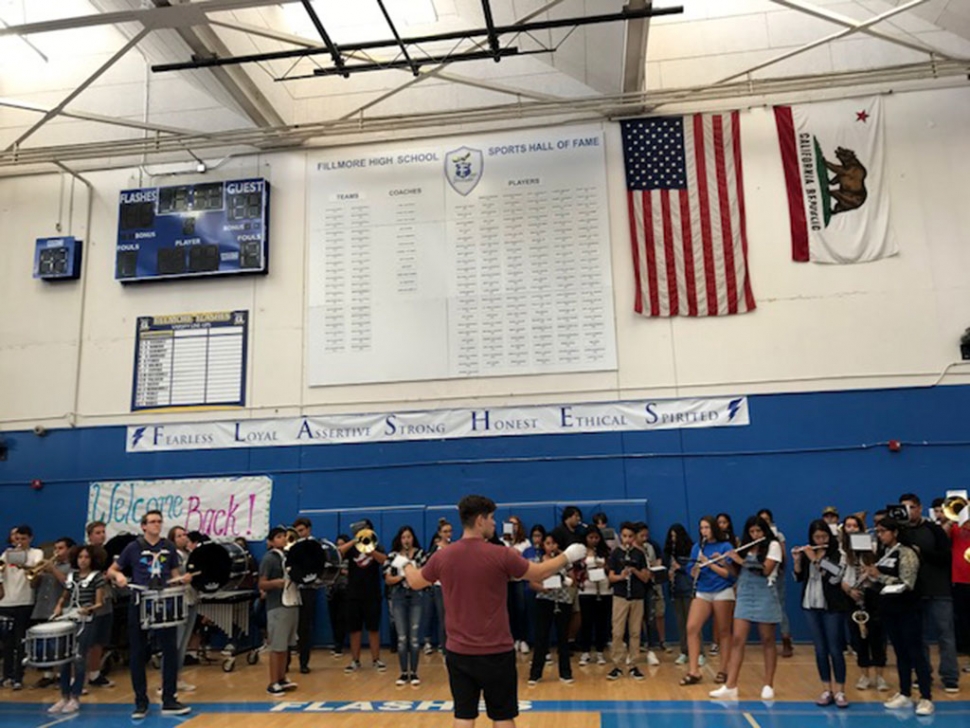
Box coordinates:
[1,646,968,727]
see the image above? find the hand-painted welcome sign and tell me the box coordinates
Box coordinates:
[87,476,272,540]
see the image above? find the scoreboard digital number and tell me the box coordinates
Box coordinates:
[115,178,270,282]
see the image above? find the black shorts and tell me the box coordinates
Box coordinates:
[346,598,381,633]
[446,650,518,721]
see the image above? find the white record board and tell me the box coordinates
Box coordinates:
[306,124,617,386]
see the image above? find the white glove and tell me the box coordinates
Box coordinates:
[564,543,587,563]
[390,553,412,572]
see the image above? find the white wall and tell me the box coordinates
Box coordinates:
[2,84,970,429]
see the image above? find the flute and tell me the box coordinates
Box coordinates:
[697,537,767,569]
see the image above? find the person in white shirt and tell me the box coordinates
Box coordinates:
[577,526,611,666]
[0,524,44,689]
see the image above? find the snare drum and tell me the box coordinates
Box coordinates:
[187,541,248,594]
[24,621,77,667]
[138,586,187,630]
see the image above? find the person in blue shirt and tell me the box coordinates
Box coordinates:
[679,516,737,686]
[107,511,191,720]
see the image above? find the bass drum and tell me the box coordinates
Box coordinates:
[104,533,138,575]
[186,541,248,594]
[285,538,332,586]
[313,538,344,588]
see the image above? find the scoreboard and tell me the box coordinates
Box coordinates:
[115,178,270,282]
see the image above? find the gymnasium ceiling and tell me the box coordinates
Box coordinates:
[0,0,968,174]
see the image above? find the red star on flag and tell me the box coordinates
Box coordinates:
[856,110,870,122]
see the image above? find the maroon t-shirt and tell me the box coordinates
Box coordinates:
[421,537,530,655]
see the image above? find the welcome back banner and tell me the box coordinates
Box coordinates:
[126,397,750,453]
[88,476,273,540]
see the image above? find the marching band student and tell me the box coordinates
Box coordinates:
[607,522,650,681]
[421,519,453,656]
[0,525,43,690]
[328,535,351,657]
[757,509,794,658]
[898,493,959,693]
[31,537,74,688]
[710,516,782,701]
[869,518,935,716]
[946,505,970,675]
[711,514,739,657]
[107,510,191,718]
[793,519,851,709]
[840,515,889,691]
[258,527,299,697]
[680,516,736,686]
[48,545,107,714]
[83,521,114,689]
[634,523,661,666]
[504,516,531,654]
[663,524,694,666]
[339,519,388,673]
[519,525,547,653]
[385,526,427,686]
[166,526,197,693]
[292,517,319,674]
[577,525,611,666]
[527,532,575,685]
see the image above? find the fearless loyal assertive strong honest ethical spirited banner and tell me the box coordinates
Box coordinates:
[774,96,897,264]
[126,397,750,453]
[87,476,272,540]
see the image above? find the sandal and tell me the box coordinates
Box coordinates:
[680,674,702,686]
[715,672,728,684]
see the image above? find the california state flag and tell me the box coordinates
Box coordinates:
[774,97,897,263]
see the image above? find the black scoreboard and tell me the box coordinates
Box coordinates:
[115,178,270,282]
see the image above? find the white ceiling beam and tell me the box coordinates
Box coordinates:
[714,0,935,85]
[5,29,150,151]
[770,0,962,61]
[0,0,300,37]
[622,0,651,94]
[0,97,196,136]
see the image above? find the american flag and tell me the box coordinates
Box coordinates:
[621,113,755,317]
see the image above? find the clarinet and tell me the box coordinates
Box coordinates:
[690,538,706,599]
[623,546,633,599]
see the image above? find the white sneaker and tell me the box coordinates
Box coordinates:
[514,641,520,652]
[915,699,934,716]
[62,698,79,714]
[48,699,68,714]
[646,651,660,667]
[596,652,606,665]
[884,693,911,709]
[876,676,890,691]
[761,686,775,701]
[698,654,707,666]
[178,681,196,693]
[675,653,688,665]
[519,641,530,654]
[578,652,590,666]
[545,653,552,663]
[856,675,871,690]
[709,685,738,699]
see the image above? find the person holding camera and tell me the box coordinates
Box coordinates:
[898,493,959,693]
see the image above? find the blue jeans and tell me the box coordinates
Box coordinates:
[921,596,959,687]
[59,623,96,698]
[803,609,846,685]
[391,589,423,674]
[507,581,529,643]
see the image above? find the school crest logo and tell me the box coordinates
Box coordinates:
[445,146,483,196]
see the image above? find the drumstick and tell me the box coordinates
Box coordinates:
[169,571,200,584]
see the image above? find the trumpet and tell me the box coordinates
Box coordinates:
[355,528,378,555]
[25,556,57,583]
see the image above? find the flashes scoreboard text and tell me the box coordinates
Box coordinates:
[115,178,270,282]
